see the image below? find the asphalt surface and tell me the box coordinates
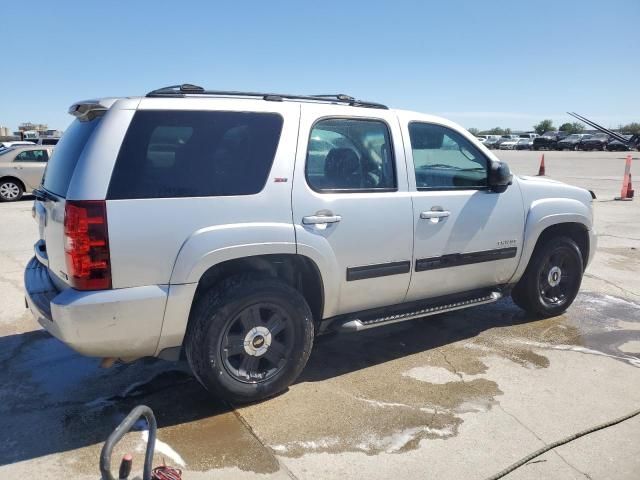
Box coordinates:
[0,150,639,479]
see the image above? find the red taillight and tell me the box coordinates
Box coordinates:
[64,200,111,290]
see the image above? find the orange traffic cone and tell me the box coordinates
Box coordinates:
[537,154,545,176]
[615,155,634,201]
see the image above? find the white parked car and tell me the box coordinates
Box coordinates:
[499,139,519,150]
[25,84,596,403]
[0,141,36,150]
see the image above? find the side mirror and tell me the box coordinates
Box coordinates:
[488,160,512,193]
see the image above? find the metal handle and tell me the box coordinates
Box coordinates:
[420,210,450,220]
[302,214,342,225]
[100,405,157,480]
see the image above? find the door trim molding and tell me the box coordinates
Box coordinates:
[415,247,517,272]
[346,261,411,281]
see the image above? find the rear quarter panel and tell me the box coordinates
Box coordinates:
[106,98,301,288]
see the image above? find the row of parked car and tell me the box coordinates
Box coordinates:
[477,132,634,151]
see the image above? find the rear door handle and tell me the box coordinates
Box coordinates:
[420,210,450,220]
[302,214,342,225]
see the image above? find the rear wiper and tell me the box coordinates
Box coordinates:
[33,187,59,202]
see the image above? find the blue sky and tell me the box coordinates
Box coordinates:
[1,0,638,132]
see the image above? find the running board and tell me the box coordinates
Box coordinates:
[337,291,502,332]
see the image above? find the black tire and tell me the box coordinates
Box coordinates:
[185,275,314,403]
[0,179,24,202]
[533,146,539,151]
[511,236,583,318]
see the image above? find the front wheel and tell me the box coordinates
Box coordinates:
[185,276,314,403]
[511,236,583,317]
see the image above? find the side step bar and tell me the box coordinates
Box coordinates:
[337,291,502,332]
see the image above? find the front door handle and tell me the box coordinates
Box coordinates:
[420,210,450,220]
[302,214,342,225]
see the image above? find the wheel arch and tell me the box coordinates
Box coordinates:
[510,198,593,284]
[156,253,325,358]
[191,253,325,326]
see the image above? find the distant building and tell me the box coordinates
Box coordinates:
[0,126,10,137]
[19,122,48,134]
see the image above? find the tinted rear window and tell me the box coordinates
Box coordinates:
[43,118,100,196]
[107,110,283,199]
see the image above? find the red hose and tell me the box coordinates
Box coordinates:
[151,465,182,480]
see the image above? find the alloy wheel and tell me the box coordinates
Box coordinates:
[220,302,295,384]
[537,249,580,309]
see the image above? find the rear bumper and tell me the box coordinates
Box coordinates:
[24,256,168,358]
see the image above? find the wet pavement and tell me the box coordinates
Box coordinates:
[0,292,638,479]
[1,151,639,479]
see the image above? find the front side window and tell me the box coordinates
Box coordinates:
[409,122,488,189]
[108,110,283,199]
[15,149,49,162]
[306,118,396,192]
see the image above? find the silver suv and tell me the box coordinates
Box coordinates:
[25,84,596,402]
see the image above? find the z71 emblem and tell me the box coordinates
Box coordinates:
[497,239,517,247]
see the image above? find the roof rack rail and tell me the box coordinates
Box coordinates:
[145,84,388,109]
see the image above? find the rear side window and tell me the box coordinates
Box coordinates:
[15,149,49,162]
[107,110,283,199]
[43,118,101,196]
[306,118,396,192]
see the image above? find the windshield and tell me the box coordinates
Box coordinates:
[43,117,101,197]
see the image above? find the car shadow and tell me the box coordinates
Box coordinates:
[298,298,534,383]
[0,298,537,467]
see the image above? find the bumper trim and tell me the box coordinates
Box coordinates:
[24,256,57,320]
[24,256,169,358]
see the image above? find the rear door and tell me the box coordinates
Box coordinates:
[292,105,414,317]
[399,114,525,302]
[13,148,49,189]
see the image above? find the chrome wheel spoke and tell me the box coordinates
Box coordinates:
[266,314,286,336]
[264,340,287,366]
[240,355,260,378]
[239,306,260,331]
[224,334,245,356]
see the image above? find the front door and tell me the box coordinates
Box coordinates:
[292,105,414,318]
[399,116,525,302]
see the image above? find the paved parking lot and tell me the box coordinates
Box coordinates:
[0,150,638,479]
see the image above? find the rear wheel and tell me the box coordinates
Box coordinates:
[185,276,314,403]
[0,179,23,202]
[511,236,583,317]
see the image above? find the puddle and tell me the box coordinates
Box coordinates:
[237,292,640,457]
[0,332,279,475]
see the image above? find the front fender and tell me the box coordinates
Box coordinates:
[510,198,592,283]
